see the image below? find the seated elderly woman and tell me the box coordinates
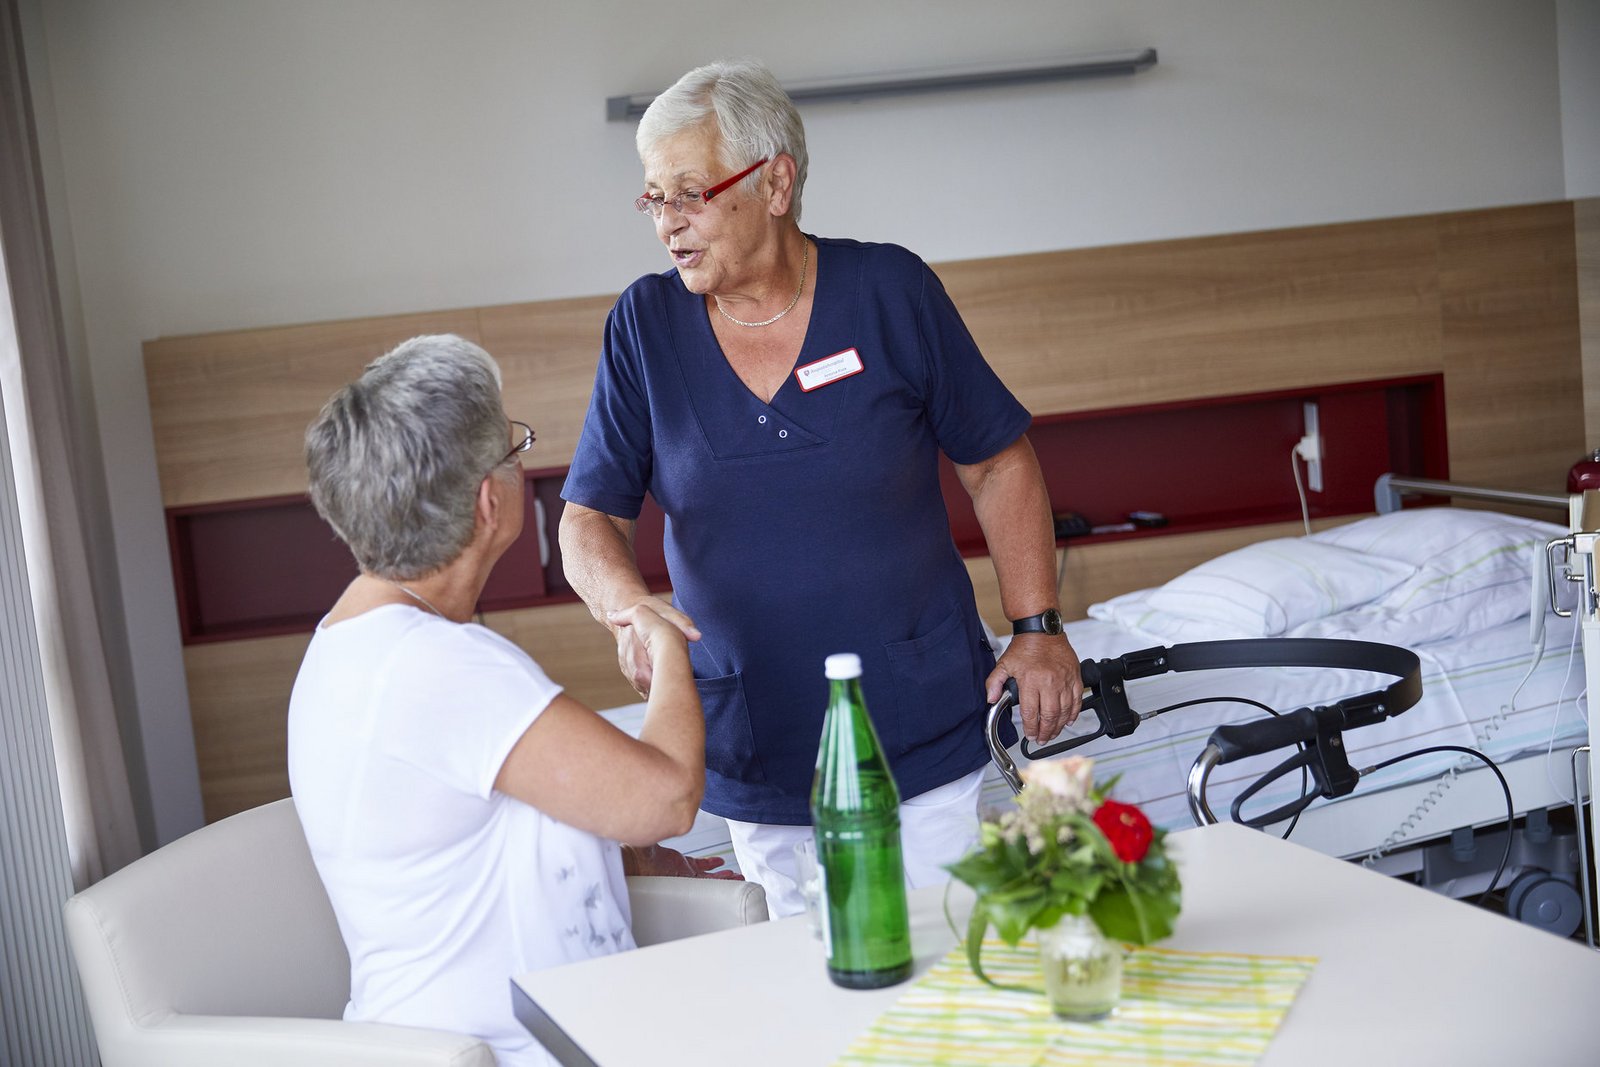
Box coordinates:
[289,334,727,1067]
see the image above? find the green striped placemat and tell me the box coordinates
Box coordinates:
[835,936,1315,1066]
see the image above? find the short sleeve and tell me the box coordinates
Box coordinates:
[914,264,1032,465]
[375,623,564,800]
[563,289,656,520]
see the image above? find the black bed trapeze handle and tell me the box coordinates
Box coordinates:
[985,639,1423,816]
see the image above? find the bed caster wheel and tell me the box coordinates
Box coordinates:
[1505,870,1582,938]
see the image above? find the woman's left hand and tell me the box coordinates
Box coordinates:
[622,843,743,880]
[987,634,1083,744]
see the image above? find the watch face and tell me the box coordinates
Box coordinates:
[1042,608,1063,635]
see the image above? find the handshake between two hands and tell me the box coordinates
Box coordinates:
[622,842,742,880]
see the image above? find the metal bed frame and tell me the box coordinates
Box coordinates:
[1366,474,1591,943]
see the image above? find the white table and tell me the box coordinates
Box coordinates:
[513,823,1600,1065]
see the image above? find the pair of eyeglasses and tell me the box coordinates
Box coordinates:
[498,420,535,467]
[634,158,768,219]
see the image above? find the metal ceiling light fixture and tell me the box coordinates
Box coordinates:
[606,48,1159,122]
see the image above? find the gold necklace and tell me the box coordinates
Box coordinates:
[714,241,809,328]
[387,580,446,619]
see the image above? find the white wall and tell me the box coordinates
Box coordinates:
[26,0,1582,841]
[1559,0,1600,198]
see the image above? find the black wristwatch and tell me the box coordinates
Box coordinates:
[1011,608,1064,636]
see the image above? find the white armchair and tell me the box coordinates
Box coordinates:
[63,797,767,1067]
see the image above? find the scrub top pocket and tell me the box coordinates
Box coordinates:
[882,608,983,759]
[693,672,766,784]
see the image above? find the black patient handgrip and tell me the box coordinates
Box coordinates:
[1018,647,1169,759]
[1209,707,1322,762]
[1217,703,1366,827]
[1192,642,1422,828]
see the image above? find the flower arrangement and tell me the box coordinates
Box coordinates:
[946,757,1182,992]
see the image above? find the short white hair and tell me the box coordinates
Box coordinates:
[637,58,809,221]
[305,334,510,580]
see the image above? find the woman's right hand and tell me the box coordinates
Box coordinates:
[607,597,699,697]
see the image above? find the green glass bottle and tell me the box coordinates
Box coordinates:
[809,653,912,989]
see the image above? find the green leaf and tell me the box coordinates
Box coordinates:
[1032,901,1069,930]
[946,851,1012,893]
[1090,883,1181,944]
[963,904,1034,995]
[985,888,1046,945]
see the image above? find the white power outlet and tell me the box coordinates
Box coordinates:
[1296,401,1324,492]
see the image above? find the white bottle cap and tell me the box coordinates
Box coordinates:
[824,653,862,679]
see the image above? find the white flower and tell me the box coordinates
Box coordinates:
[1020,757,1095,808]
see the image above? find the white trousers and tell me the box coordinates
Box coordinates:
[723,767,985,919]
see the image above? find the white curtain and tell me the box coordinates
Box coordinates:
[1,0,141,886]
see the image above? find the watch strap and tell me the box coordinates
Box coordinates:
[1010,609,1062,636]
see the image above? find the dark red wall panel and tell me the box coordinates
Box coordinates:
[170,497,358,641]
[940,376,1446,554]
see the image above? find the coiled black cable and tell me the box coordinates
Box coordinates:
[1364,744,1512,907]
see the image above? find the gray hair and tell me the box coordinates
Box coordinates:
[637,58,809,222]
[305,334,510,580]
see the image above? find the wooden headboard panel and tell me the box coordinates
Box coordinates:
[146,201,1587,820]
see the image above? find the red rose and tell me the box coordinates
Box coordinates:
[1093,800,1154,863]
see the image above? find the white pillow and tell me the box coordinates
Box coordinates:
[1307,507,1561,569]
[1293,508,1564,644]
[1087,587,1245,643]
[1088,538,1417,642]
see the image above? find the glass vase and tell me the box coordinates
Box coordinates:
[1036,913,1122,1021]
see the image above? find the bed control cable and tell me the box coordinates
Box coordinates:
[1360,569,1563,896]
[1362,746,1513,906]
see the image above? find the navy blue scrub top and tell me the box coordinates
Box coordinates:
[564,237,1029,824]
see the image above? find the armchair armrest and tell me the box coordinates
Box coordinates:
[101,1014,493,1067]
[625,875,768,947]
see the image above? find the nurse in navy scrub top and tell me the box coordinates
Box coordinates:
[560,58,1083,917]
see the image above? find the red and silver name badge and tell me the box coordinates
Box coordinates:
[794,348,864,392]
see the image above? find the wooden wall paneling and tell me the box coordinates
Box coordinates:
[144,311,484,508]
[183,631,312,821]
[935,215,1443,417]
[477,295,616,472]
[1437,203,1586,492]
[1578,198,1600,451]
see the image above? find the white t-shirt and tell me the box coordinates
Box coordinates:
[288,604,634,1067]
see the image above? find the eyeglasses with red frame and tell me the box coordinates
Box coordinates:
[634,158,769,219]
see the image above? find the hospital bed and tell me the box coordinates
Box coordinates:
[602,483,1588,934]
